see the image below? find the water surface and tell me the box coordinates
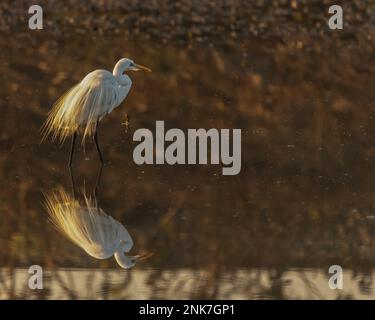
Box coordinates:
[0,32,375,299]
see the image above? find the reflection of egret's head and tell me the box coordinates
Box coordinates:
[44,188,148,269]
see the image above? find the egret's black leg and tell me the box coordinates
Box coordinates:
[94,166,103,198]
[94,118,104,166]
[68,132,77,167]
[94,166,103,212]
[69,166,76,198]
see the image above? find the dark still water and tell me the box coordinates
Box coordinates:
[0,31,375,299]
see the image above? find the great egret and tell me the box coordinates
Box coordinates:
[44,187,150,269]
[42,58,152,166]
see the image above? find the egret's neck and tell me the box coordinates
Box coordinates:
[113,64,131,87]
[118,238,133,253]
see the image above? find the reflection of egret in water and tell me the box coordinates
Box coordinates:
[44,168,151,269]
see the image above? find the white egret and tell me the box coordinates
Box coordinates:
[42,58,152,166]
[44,187,150,269]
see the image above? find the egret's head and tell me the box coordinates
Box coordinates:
[115,58,152,73]
[114,251,154,269]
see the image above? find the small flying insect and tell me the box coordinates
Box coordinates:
[121,114,130,133]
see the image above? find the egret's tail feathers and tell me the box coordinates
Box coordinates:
[41,84,101,144]
[41,85,79,143]
[44,188,123,259]
[44,188,91,248]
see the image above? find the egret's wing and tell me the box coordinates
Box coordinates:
[76,207,121,259]
[42,70,122,143]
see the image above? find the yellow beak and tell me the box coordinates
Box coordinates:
[134,63,152,72]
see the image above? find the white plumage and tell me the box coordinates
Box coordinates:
[41,58,151,165]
